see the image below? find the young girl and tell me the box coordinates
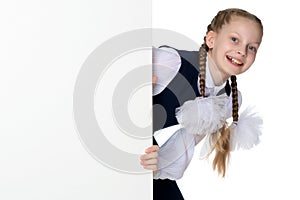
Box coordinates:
[140,8,263,199]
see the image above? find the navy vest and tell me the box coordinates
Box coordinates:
[153,48,231,133]
[153,48,201,132]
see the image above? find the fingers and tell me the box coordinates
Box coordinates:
[142,163,157,171]
[140,151,158,160]
[140,145,159,171]
[152,76,157,86]
[140,153,158,170]
[140,155,158,171]
[145,145,159,153]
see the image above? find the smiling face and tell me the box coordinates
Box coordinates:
[206,16,263,78]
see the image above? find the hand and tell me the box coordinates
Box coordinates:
[140,145,159,172]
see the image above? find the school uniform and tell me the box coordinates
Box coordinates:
[152,46,235,200]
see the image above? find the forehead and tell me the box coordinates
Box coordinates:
[220,16,263,42]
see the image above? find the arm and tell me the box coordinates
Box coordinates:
[153,128,197,180]
[140,129,205,180]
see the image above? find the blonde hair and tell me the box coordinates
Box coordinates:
[198,8,263,177]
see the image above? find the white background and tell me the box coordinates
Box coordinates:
[1,0,300,200]
[0,0,152,200]
[152,0,300,200]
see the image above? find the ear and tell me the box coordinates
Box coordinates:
[205,31,216,49]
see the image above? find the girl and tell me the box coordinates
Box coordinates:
[140,8,263,199]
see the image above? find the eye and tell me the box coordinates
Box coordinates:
[231,37,238,42]
[248,45,257,52]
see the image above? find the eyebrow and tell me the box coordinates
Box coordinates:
[231,32,261,45]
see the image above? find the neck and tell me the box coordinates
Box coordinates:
[207,53,230,86]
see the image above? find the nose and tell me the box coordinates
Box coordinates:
[237,47,246,56]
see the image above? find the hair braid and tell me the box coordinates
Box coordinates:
[199,44,207,97]
[198,42,232,177]
[207,8,263,35]
[231,75,239,122]
[211,76,239,177]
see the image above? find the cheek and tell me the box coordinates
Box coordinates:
[242,57,256,72]
[247,54,256,65]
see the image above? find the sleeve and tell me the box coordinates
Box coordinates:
[152,47,181,96]
[153,124,182,147]
[153,128,200,180]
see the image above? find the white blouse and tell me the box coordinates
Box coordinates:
[152,46,242,180]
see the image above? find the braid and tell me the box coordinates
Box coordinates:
[200,25,231,176]
[199,44,207,97]
[211,76,239,177]
[231,75,239,122]
[206,8,263,36]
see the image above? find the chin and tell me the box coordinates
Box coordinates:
[224,67,242,76]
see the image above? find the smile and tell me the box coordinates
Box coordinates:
[226,55,243,66]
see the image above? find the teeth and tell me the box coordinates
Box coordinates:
[227,55,242,65]
[231,58,242,65]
